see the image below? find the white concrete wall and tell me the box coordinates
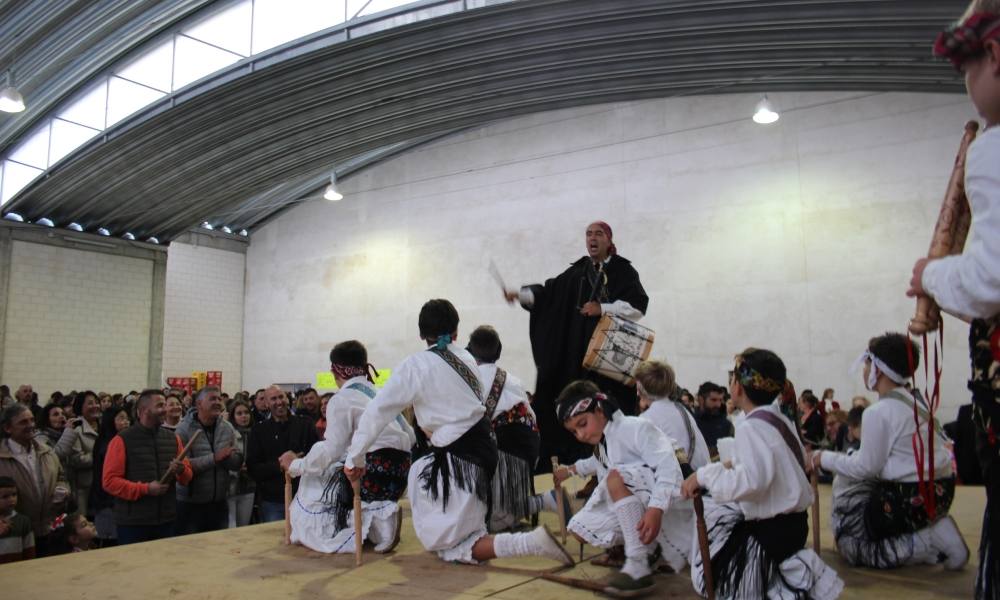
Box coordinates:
[162,240,245,394]
[1,240,153,397]
[244,91,978,421]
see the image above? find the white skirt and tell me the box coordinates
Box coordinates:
[289,469,401,554]
[567,464,691,571]
[407,453,488,563]
[689,497,844,600]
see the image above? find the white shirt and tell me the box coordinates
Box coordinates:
[640,398,710,470]
[290,377,416,478]
[820,387,952,483]
[572,411,681,512]
[696,403,812,520]
[346,344,486,468]
[476,363,536,420]
[922,126,1000,320]
[6,439,42,497]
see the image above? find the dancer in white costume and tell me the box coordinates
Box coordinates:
[345,299,572,566]
[279,340,414,554]
[681,348,844,600]
[553,379,683,598]
[812,333,967,570]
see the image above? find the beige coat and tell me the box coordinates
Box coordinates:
[0,438,69,537]
[54,420,98,516]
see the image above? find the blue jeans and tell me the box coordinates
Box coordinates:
[117,522,175,545]
[258,500,285,523]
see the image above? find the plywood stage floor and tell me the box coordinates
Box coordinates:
[1,477,985,600]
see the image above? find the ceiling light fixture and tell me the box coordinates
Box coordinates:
[36,217,54,227]
[0,71,25,113]
[67,222,84,231]
[238,229,248,237]
[752,95,779,125]
[146,237,160,244]
[200,221,214,230]
[323,173,343,201]
[122,232,135,240]
[220,226,232,234]
[96,227,110,236]
[3,212,24,222]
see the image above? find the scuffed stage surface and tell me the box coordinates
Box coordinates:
[1,477,984,599]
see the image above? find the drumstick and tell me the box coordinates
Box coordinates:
[811,470,821,553]
[352,478,363,566]
[488,259,508,291]
[284,470,293,545]
[159,429,202,484]
[693,492,714,600]
[550,457,567,544]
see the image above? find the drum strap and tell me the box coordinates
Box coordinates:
[746,410,808,477]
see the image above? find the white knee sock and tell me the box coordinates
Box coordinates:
[493,527,573,565]
[614,495,653,579]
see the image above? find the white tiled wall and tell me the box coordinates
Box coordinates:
[243,91,979,421]
[162,241,245,394]
[1,241,153,397]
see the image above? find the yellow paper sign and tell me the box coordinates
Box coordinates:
[373,369,392,388]
[316,372,337,390]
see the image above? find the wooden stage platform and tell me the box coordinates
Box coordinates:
[1,477,984,599]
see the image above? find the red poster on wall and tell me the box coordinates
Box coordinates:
[206,371,222,387]
[166,377,197,394]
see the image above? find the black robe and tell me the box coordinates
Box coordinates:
[522,254,649,468]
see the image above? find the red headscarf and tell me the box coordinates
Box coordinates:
[589,221,617,255]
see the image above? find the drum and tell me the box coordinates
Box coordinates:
[582,314,655,385]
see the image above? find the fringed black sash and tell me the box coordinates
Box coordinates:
[711,511,810,600]
[417,417,498,511]
[323,448,411,531]
[493,422,541,518]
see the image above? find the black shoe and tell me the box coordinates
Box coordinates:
[603,572,655,598]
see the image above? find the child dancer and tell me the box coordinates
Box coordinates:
[280,340,414,554]
[681,348,843,600]
[914,4,1000,596]
[465,325,548,532]
[344,299,572,566]
[812,333,967,569]
[553,379,683,597]
[47,512,97,554]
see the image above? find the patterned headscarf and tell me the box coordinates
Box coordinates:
[734,357,785,395]
[331,363,378,384]
[934,12,1000,70]
[556,391,618,423]
[589,221,617,256]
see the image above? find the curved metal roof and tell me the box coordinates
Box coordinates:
[2,0,966,241]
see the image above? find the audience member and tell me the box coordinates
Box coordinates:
[845,406,864,452]
[798,392,825,449]
[0,475,35,563]
[824,410,849,453]
[55,391,101,517]
[295,388,321,423]
[35,403,66,447]
[102,389,192,545]
[89,407,130,547]
[694,381,733,457]
[163,394,184,431]
[0,385,12,410]
[0,404,69,555]
[47,512,96,554]
[15,385,42,422]
[175,387,242,535]
[225,399,255,528]
[246,385,318,522]
[251,389,269,425]
[851,395,871,409]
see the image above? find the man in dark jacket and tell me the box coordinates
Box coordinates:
[246,386,318,522]
[175,386,242,535]
[102,390,192,545]
[695,381,734,458]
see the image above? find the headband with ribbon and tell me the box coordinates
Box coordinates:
[331,363,379,384]
[933,12,1000,70]
[557,392,614,422]
[851,349,908,390]
[734,359,785,395]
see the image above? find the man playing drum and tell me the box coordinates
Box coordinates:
[505,221,649,468]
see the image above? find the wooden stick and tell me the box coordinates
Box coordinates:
[550,456,567,544]
[284,470,293,545]
[159,429,202,484]
[352,478,363,567]
[693,493,714,600]
[811,470,821,554]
